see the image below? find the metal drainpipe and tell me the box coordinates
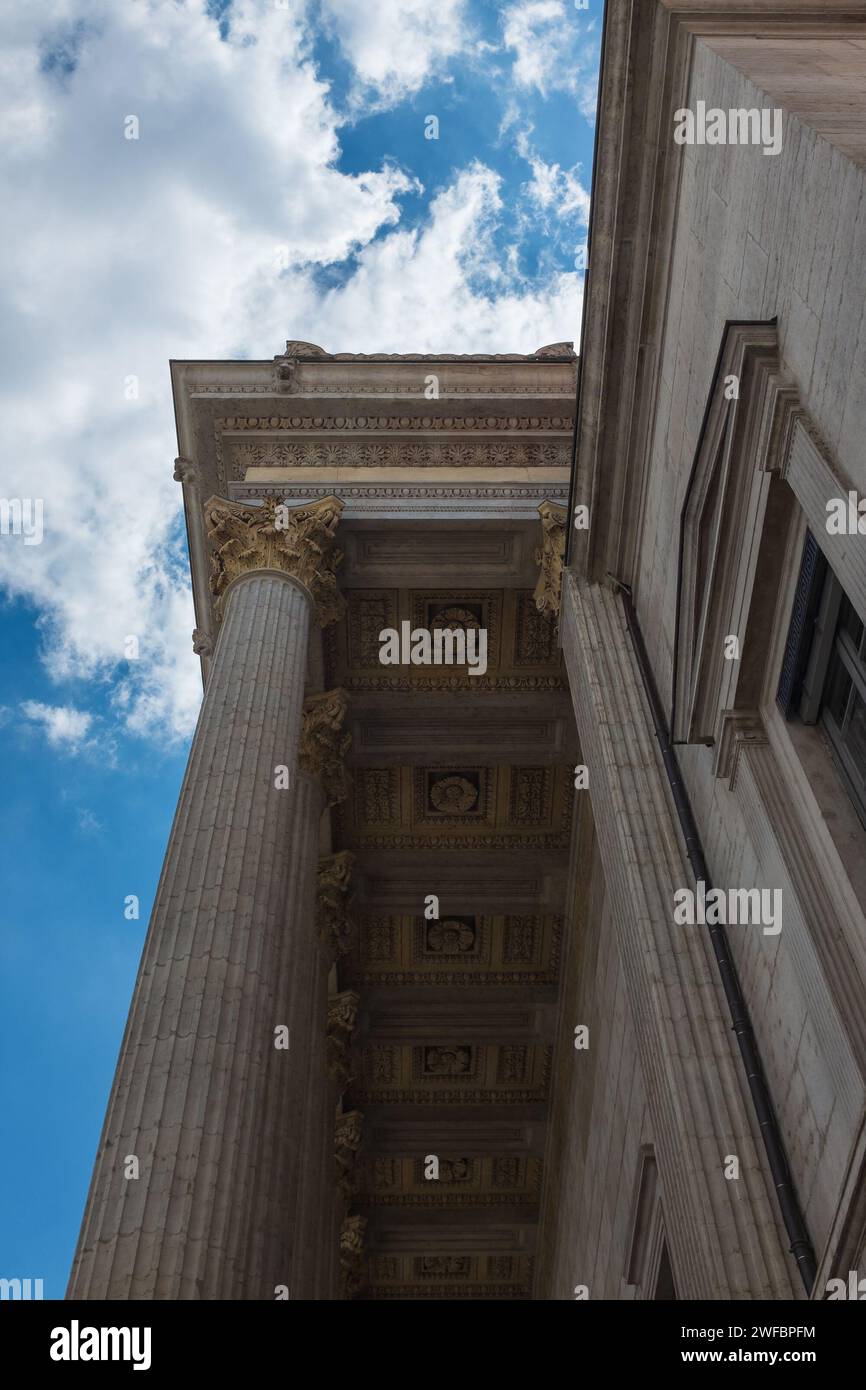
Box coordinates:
[608,575,817,1296]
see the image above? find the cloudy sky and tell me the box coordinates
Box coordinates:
[0,0,599,1294]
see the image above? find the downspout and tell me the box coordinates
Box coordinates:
[609,574,817,1296]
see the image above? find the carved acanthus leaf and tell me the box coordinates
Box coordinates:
[299,689,351,806]
[533,500,567,617]
[204,494,345,627]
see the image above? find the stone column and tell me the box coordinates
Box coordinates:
[559,573,796,1299]
[68,495,345,1300]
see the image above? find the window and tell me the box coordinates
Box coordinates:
[653,1241,677,1301]
[779,532,866,829]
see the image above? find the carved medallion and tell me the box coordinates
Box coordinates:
[429,775,478,814]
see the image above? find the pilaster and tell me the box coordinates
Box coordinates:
[560,572,796,1298]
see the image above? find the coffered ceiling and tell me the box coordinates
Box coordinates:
[328,582,576,1300]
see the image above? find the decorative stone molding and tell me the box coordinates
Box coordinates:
[334,1110,364,1199]
[173,456,199,484]
[219,413,573,433]
[196,380,576,396]
[316,851,356,961]
[230,482,571,524]
[191,627,212,657]
[533,501,567,616]
[299,689,351,806]
[339,1214,367,1299]
[204,494,345,626]
[234,484,569,503]
[713,710,769,788]
[269,347,576,362]
[225,438,570,481]
[327,991,360,1090]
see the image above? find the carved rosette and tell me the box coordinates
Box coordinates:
[533,500,567,617]
[316,851,356,962]
[334,1109,364,1200]
[327,990,360,1090]
[339,1214,368,1299]
[204,494,345,626]
[299,689,351,806]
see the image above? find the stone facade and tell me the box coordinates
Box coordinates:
[541,0,866,1301]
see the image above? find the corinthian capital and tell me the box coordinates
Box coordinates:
[339,1214,367,1298]
[316,850,356,962]
[533,500,567,617]
[327,990,360,1090]
[299,688,351,806]
[204,494,345,626]
[335,1109,364,1199]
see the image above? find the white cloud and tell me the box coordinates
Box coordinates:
[76,806,103,834]
[246,162,584,353]
[0,0,419,743]
[21,700,94,753]
[320,0,472,103]
[516,131,590,225]
[0,1,583,745]
[502,0,598,114]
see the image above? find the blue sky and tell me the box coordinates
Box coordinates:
[0,0,600,1296]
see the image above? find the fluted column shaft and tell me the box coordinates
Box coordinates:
[68,570,315,1299]
[560,572,796,1299]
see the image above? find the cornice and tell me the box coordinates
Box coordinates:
[273,342,577,363]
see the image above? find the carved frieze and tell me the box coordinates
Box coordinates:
[224,437,570,481]
[299,689,351,806]
[204,493,345,626]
